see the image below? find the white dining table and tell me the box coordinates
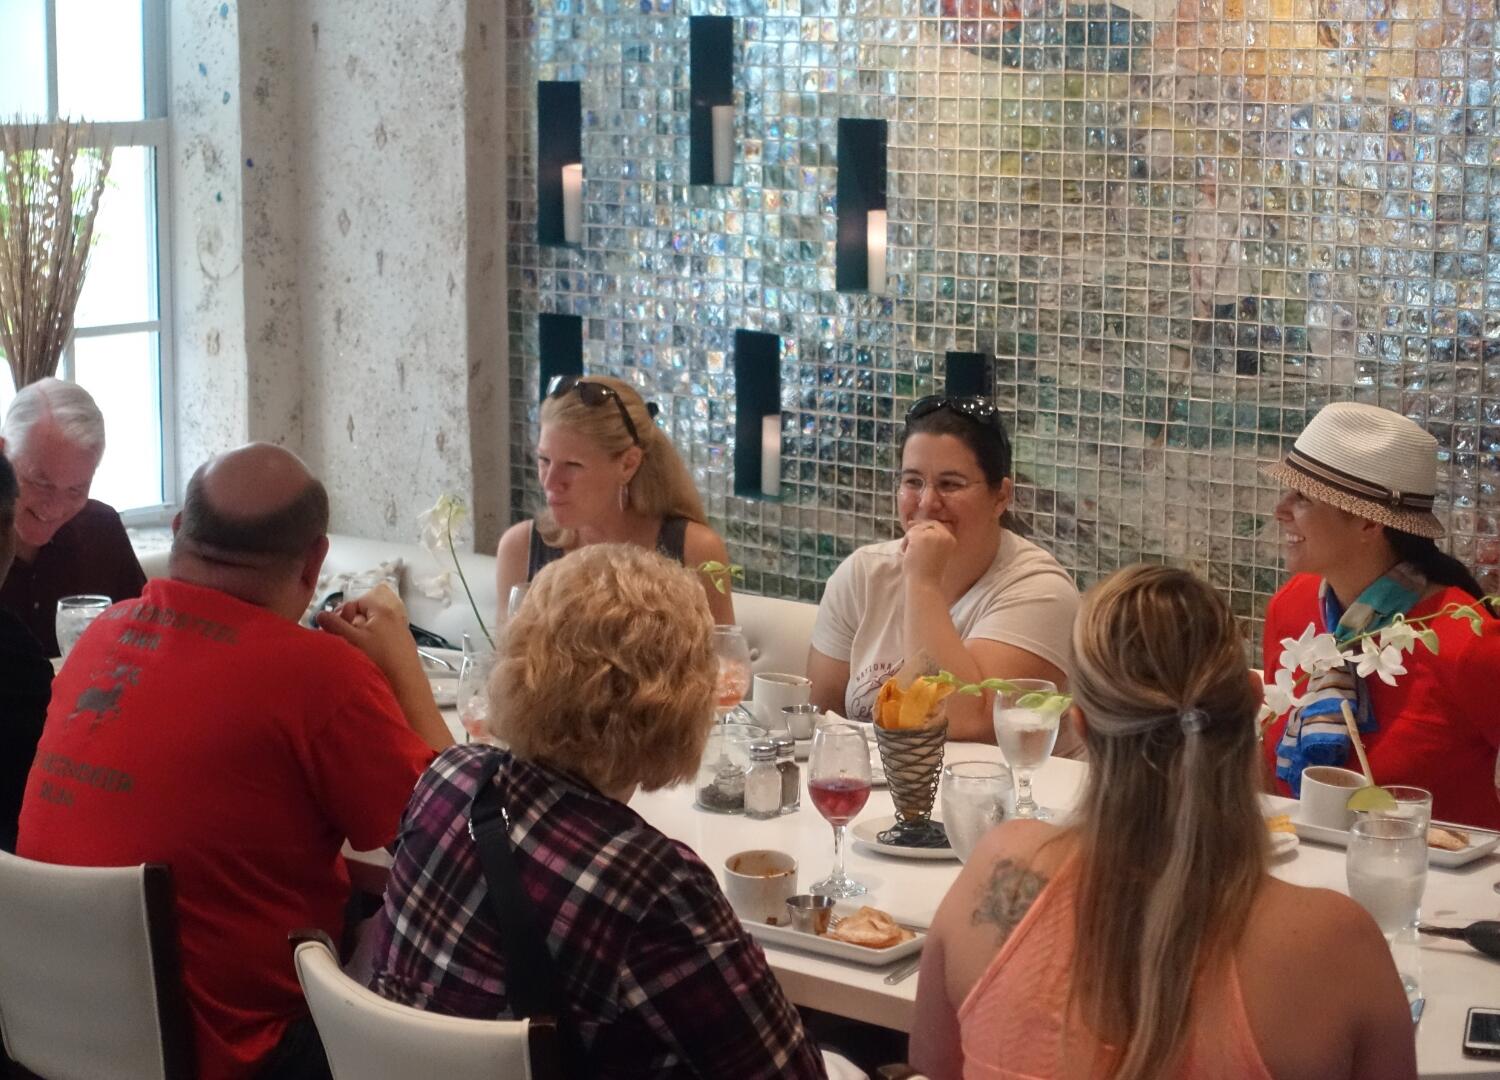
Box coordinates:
[627,742,1500,1080]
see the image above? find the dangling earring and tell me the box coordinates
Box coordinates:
[619,482,629,512]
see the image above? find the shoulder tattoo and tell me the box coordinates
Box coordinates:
[970,858,1048,944]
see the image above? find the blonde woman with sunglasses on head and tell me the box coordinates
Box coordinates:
[495,374,734,623]
[909,565,1416,1080]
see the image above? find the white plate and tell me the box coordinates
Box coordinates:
[793,739,888,788]
[851,815,958,861]
[1292,818,1500,868]
[419,648,464,673]
[742,903,925,967]
[429,676,458,708]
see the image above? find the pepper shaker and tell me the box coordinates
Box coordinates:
[772,733,800,813]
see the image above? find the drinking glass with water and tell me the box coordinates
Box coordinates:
[993,679,1060,820]
[940,761,1014,863]
[55,595,111,660]
[1347,816,1428,996]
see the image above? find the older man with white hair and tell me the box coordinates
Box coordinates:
[0,377,146,655]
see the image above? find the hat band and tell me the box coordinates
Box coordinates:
[1284,447,1435,512]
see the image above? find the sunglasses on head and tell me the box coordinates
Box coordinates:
[905,395,1005,432]
[546,375,658,446]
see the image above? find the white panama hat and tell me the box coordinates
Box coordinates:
[1260,402,1444,539]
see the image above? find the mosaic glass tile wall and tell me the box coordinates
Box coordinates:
[503,0,1500,635]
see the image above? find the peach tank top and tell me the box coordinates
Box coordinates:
[957,859,1275,1080]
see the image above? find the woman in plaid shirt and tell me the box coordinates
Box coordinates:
[367,544,826,1078]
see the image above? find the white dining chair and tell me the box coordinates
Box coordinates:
[0,850,194,1080]
[292,932,555,1080]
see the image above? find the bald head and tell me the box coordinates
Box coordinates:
[171,444,330,608]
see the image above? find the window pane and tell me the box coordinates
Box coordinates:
[56,0,144,122]
[0,0,48,118]
[74,332,162,511]
[75,146,155,328]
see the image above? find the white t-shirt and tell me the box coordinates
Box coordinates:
[810,531,1081,725]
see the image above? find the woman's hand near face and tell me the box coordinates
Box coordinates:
[902,519,956,586]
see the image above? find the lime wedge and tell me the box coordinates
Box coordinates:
[1015,692,1052,710]
[1346,785,1397,813]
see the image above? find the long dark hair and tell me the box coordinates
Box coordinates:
[1385,528,1493,610]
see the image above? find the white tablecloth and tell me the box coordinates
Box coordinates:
[629,744,1500,1079]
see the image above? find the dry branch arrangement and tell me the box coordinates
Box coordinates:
[0,119,112,389]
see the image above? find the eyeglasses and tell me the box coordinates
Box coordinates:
[897,473,981,500]
[546,375,658,447]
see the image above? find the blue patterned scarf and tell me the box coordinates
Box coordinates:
[1274,563,1426,795]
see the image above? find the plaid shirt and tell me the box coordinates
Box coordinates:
[369,744,825,1079]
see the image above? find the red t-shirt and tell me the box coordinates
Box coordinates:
[17,579,434,1079]
[1261,574,1500,831]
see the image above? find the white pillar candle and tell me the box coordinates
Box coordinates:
[711,104,734,185]
[760,413,781,498]
[561,162,583,244]
[866,208,887,295]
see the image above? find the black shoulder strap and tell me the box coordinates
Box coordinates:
[656,515,690,564]
[468,754,583,1077]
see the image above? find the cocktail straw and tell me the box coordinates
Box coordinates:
[1339,700,1375,786]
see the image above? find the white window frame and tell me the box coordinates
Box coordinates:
[2,0,175,524]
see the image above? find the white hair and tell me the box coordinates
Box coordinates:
[1,377,105,459]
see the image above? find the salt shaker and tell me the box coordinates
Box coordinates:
[772,734,800,813]
[743,740,782,820]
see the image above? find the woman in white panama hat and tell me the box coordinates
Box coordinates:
[1259,401,1500,831]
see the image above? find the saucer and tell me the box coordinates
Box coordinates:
[852,815,957,861]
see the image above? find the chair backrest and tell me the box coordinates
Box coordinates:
[293,935,541,1080]
[0,851,193,1080]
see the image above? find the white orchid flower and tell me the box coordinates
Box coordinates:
[417,494,469,563]
[1262,666,1300,716]
[1354,636,1408,686]
[1377,619,1419,654]
[1278,624,1347,677]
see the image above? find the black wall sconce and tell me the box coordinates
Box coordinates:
[538,313,583,400]
[689,16,734,186]
[835,118,888,294]
[733,329,782,498]
[537,81,582,246]
[946,351,994,399]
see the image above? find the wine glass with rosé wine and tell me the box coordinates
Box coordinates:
[712,625,753,723]
[808,720,873,898]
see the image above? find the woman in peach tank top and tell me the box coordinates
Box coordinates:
[909,565,1417,1080]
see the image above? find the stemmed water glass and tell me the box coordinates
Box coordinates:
[940,761,1014,863]
[506,584,530,620]
[457,632,496,744]
[992,679,1061,820]
[712,625,752,722]
[807,721,872,898]
[1347,816,1428,997]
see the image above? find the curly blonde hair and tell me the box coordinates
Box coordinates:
[488,543,716,793]
[535,375,706,548]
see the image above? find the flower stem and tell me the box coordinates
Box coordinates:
[447,513,493,648]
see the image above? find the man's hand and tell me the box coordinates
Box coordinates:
[316,583,422,683]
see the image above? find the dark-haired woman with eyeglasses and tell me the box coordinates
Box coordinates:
[496,374,735,623]
[808,397,1081,744]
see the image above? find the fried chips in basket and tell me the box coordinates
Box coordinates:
[874,672,956,730]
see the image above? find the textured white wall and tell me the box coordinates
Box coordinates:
[168,0,507,546]
[170,0,250,479]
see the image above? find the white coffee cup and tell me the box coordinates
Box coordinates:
[1296,765,1368,830]
[723,849,798,925]
[752,672,812,731]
